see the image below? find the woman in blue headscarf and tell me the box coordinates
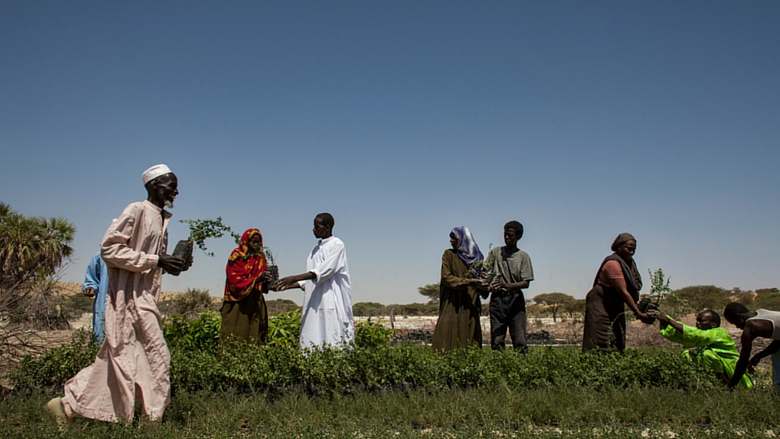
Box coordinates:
[432,226,487,351]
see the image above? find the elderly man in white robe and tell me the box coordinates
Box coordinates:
[46,164,189,427]
[273,213,355,348]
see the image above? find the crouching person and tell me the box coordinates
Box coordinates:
[655,308,752,389]
[723,303,780,391]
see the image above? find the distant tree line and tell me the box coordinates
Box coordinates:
[412,281,780,320]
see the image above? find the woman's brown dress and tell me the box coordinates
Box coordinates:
[220,286,268,344]
[582,254,642,352]
[431,249,483,351]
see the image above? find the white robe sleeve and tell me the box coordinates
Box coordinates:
[101,204,159,273]
[309,240,345,283]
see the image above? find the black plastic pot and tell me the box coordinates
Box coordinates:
[172,239,194,263]
[268,265,279,282]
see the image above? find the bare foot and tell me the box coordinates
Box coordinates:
[45,397,73,431]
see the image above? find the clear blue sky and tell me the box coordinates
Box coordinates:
[2,1,778,304]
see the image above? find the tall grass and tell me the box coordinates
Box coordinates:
[2,387,777,438]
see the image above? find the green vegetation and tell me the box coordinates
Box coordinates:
[12,310,722,394]
[2,386,777,438]
[266,309,302,348]
[6,273,780,437]
[0,202,74,286]
[14,310,770,437]
[179,217,240,256]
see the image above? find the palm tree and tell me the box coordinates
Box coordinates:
[0,203,75,288]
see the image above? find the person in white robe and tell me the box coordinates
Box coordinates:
[46,164,189,427]
[273,213,355,348]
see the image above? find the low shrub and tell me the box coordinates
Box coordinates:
[162,309,392,351]
[9,329,98,391]
[266,309,301,348]
[10,311,722,395]
[354,320,393,349]
[164,310,221,354]
[158,288,216,319]
[12,341,718,395]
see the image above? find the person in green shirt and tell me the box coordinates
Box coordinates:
[654,308,753,389]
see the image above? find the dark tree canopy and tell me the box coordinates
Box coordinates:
[418,283,440,304]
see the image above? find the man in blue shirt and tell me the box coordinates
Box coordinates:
[82,254,109,343]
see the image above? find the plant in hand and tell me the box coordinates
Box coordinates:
[179,217,240,257]
[639,268,673,318]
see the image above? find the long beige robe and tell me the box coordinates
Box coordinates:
[62,200,171,423]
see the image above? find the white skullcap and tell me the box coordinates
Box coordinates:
[142,164,173,184]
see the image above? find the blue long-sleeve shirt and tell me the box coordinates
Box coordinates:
[83,254,109,342]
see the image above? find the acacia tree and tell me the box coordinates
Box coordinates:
[564,298,586,319]
[418,283,440,304]
[533,292,576,322]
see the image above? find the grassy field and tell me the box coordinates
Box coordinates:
[2,386,778,438]
[4,306,778,438]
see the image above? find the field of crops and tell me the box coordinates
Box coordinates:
[3,310,778,438]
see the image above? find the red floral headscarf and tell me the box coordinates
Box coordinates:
[224,228,267,301]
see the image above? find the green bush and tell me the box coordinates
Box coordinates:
[267,309,302,348]
[354,320,393,349]
[164,309,221,354]
[12,338,719,395]
[10,311,723,395]
[166,345,721,394]
[163,308,303,352]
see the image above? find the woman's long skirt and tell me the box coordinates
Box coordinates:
[220,291,268,344]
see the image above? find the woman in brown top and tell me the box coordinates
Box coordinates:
[432,226,486,351]
[582,233,653,352]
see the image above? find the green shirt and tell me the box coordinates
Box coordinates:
[660,323,753,389]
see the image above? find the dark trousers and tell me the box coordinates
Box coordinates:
[489,293,527,351]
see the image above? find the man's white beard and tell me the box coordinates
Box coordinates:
[164,200,174,209]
